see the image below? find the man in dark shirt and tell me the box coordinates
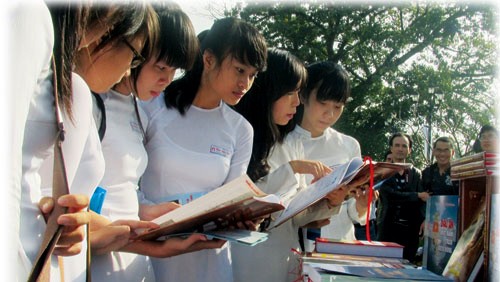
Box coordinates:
[377,132,430,263]
[422,136,459,195]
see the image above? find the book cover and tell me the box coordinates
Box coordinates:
[135,174,284,240]
[315,238,404,258]
[422,195,459,275]
[317,265,453,281]
[442,200,486,281]
[271,157,410,228]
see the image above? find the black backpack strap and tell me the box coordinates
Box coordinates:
[92,92,106,141]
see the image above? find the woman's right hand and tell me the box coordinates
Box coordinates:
[289,160,332,183]
[152,234,227,258]
[90,219,159,255]
[324,187,348,207]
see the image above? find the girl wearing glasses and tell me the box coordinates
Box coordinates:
[90,3,226,281]
[19,1,158,281]
[138,17,267,282]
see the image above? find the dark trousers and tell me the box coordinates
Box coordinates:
[377,220,420,263]
[354,219,377,240]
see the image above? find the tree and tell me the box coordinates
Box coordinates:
[224,1,498,167]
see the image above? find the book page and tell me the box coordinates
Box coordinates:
[340,157,365,181]
[271,158,361,227]
[271,158,410,228]
[136,175,284,240]
[346,161,410,190]
[151,174,264,226]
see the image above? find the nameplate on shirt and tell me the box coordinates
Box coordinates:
[210,144,232,158]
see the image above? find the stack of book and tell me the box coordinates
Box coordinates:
[315,238,404,259]
[450,152,498,180]
[299,238,455,281]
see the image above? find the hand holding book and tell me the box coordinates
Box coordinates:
[324,187,348,207]
[135,175,284,241]
[271,158,411,228]
[289,159,332,184]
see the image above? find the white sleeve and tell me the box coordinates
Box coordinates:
[347,197,367,224]
[292,200,341,228]
[224,118,253,183]
[7,2,53,278]
[256,162,299,204]
[351,138,362,159]
[60,74,95,195]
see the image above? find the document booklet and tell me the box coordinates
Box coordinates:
[271,157,410,228]
[204,229,269,246]
[161,229,270,246]
[136,174,284,241]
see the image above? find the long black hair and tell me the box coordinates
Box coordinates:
[235,49,307,181]
[164,17,268,115]
[129,2,198,94]
[295,61,351,125]
[88,2,157,59]
[48,1,157,120]
[48,2,86,121]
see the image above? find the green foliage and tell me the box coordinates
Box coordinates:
[226,1,498,168]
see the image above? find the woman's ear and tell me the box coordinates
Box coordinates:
[299,93,307,105]
[202,49,216,70]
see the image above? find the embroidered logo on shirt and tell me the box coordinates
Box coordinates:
[210,145,232,158]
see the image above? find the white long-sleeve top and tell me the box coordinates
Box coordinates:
[138,94,253,282]
[92,90,147,221]
[22,72,104,281]
[232,135,339,282]
[291,125,365,251]
[90,89,155,281]
[291,125,361,179]
[321,197,366,240]
[8,1,54,280]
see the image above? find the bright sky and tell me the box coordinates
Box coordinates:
[175,0,234,33]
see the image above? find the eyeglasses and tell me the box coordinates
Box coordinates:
[123,39,145,68]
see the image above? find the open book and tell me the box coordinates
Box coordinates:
[271,157,411,228]
[136,174,284,241]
